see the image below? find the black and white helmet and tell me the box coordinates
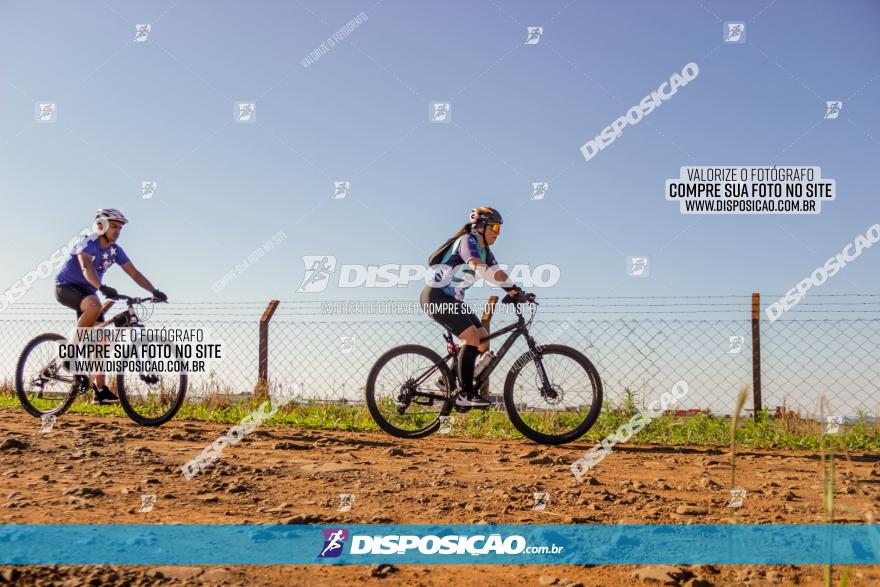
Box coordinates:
[469,206,503,227]
[96,208,128,225]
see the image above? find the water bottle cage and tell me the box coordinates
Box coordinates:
[473,352,495,378]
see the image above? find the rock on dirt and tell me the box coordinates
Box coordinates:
[283,513,323,524]
[631,565,695,585]
[273,441,310,450]
[0,438,26,451]
[699,478,721,490]
[370,564,398,577]
[71,449,99,458]
[147,566,204,581]
[64,487,106,498]
[200,568,233,582]
[675,505,709,515]
[0,568,21,582]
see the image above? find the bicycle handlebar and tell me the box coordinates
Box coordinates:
[501,291,538,306]
[109,293,166,305]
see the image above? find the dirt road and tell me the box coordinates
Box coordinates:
[0,409,878,585]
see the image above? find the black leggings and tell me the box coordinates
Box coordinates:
[419,285,481,336]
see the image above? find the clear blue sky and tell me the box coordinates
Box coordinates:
[2,0,879,307]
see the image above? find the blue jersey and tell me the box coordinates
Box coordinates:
[432,234,498,301]
[55,236,130,293]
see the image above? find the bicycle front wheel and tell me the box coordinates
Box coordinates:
[15,333,78,418]
[503,344,603,444]
[117,370,187,426]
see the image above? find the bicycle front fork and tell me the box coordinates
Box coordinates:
[525,336,554,396]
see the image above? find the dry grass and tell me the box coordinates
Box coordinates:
[730,384,750,490]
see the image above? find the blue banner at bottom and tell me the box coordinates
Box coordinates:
[0,524,878,565]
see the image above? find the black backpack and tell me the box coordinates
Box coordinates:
[428,236,458,266]
[428,234,491,266]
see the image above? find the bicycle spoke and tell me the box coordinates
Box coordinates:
[507,347,601,441]
[18,336,73,415]
[367,346,451,436]
[119,372,182,421]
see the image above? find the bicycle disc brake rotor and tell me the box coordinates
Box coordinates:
[140,373,162,387]
[539,380,565,406]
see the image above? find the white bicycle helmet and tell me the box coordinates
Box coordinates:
[96,208,128,225]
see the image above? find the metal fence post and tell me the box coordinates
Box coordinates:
[256,300,280,396]
[751,292,762,419]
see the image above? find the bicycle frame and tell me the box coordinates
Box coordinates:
[405,303,551,404]
[55,296,155,387]
[94,297,151,329]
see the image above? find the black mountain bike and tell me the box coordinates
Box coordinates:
[15,293,187,426]
[365,292,603,444]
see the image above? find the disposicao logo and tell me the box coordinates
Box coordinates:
[318,528,349,558]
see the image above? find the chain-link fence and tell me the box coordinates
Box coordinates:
[2,294,878,418]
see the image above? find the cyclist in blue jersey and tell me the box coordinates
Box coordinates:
[420,206,522,408]
[54,208,167,404]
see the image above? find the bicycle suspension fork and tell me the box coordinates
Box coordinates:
[524,333,553,394]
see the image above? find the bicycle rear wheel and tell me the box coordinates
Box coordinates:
[503,344,603,444]
[365,344,453,438]
[15,333,78,418]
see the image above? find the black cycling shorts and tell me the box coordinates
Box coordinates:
[420,285,481,336]
[55,283,105,321]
